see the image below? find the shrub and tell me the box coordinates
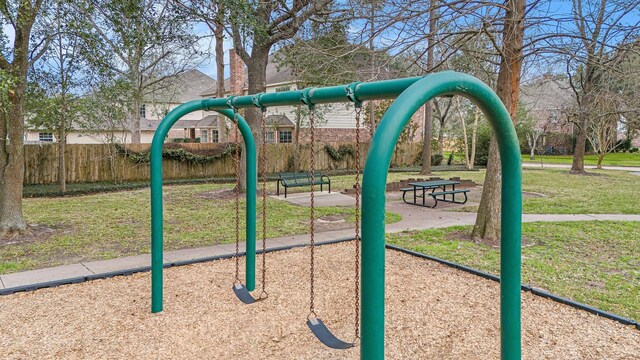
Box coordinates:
[431,154,444,166]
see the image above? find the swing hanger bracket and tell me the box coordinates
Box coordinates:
[252,94,266,110]
[300,88,316,110]
[346,82,363,108]
[225,95,237,110]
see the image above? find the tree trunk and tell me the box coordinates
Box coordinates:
[420,103,433,174]
[530,146,535,160]
[419,0,436,175]
[470,107,479,168]
[240,49,270,191]
[214,16,227,143]
[596,154,603,169]
[437,123,445,155]
[293,105,302,172]
[570,120,587,174]
[472,0,525,241]
[59,100,67,194]
[0,83,28,234]
[459,100,471,169]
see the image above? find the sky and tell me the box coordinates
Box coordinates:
[3,1,639,82]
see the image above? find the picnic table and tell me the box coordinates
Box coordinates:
[400,180,469,208]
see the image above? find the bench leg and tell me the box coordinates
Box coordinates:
[285,187,287,198]
[277,181,280,196]
[321,183,323,192]
[328,182,331,194]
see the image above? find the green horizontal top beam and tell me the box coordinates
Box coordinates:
[202,76,425,110]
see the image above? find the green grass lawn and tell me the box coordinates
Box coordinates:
[440,168,640,214]
[2,179,402,275]
[522,153,640,167]
[388,221,640,321]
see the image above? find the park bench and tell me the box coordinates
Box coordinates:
[400,180,469,208]
[277,172,331,198]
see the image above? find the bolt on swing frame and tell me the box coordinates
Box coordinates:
[149,71,522,360]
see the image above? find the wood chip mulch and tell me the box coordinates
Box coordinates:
[0,242,638,359]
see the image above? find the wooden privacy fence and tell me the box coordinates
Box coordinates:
[23,142,423,185]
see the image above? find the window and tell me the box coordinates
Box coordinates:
[212,130,219,143]
[200,129,209,143]
[278,130,292,143]
[39,132,54,142]
[265,130,276,143]
[275,85,290,92]
[139,104,146,118]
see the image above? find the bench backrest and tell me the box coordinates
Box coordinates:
[278,172,325,184]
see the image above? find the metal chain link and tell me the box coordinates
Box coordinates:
[353,105,362,340]
[260,108,268,300]
[233,110,241,283]
[309,107,316,317]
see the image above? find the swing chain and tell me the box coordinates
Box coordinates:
[260,107,269,300]
[353,104,362,340]
[309,106,316,317]
[233,109,241,284]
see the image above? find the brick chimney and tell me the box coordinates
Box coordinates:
[229,49,245,96]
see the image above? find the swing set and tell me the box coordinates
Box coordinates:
[149,71,523,360]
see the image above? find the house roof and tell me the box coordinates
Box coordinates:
[148,69,217,103]
[520,76,575,112]
[200,54,295,97]
[266,114,294,127]
[140,114,219,131]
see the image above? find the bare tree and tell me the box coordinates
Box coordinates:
[525,127,545,160]
[555,0,640,173]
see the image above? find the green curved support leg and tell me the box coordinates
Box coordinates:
[360,71,522,360]
[150,101,257,313]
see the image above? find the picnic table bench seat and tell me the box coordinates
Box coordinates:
[277,172,331,198]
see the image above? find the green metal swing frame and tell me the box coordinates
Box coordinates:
[149,71,522,360]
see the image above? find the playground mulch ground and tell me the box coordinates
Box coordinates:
[1,242,638,359]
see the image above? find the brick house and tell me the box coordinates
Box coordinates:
[201,49,428,144]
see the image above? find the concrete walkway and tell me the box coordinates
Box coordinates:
[522,162,640,172]
[1,202,639,292]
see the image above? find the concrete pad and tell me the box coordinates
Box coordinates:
[83,254,152,274]
[0,264,93,289]
[0,276,4,289]
[273,191,357,207]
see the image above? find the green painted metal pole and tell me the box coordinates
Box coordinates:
[360,71,522,359]
[151,100,257,313]
[199,77,425,111]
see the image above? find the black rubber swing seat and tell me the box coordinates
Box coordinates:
[307,317,354,349]
[233,283,257,304]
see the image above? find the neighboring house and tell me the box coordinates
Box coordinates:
[519,75,576,154]
[25,70,222,144]
[201,49,426,144]
[26,52,427,145]
[520,74,575,134]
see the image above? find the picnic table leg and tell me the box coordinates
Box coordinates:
[413,186,417,205]
[422,187,426,206]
